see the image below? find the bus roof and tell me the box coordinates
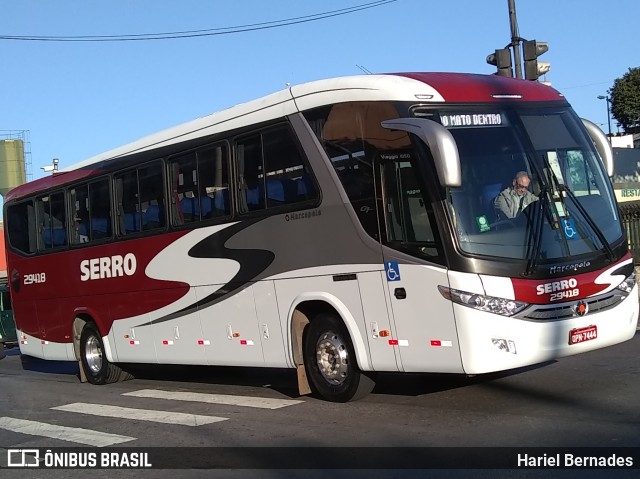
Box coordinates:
[4,72,565,202]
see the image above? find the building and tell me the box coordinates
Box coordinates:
[612,147,640,203]
[611,134,635,149]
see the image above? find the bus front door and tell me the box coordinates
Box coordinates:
[379,157,463,373]
[382,259,462,373]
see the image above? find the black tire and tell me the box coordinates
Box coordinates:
[303,313,375,402]
[80,322,132,384]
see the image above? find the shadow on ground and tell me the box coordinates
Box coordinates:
[13,350,556,401]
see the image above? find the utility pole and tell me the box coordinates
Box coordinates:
[508,0,522,79]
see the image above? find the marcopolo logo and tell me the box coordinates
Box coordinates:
[80,253,137,282]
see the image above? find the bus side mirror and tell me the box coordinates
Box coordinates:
[381,118,461,187]
[581,118,614,178]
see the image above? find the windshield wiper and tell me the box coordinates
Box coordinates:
[524,186,546,276]
[523,155,561,276]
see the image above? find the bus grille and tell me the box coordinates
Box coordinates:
[518,293,626,321]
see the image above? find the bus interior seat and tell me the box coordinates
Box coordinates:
[295,176,314,201]
[482,183,503,220]
[246,186,261,210]
[180,197,197,221]
[214,189,230,215]
[200,196,212,218]
[91,217,110,238]
[265,179,284,202]
[265,178,296,205]
[124,212,145,232]
[43,227,67,247]
[144,205,164,228]
[448,189,474,235]
[245,178,297,210]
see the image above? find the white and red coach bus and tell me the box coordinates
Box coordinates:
[3,72,638,401]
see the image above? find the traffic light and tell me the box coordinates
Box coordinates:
[523,40,550,81]
[486,48,513,77]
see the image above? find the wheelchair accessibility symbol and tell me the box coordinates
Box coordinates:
[385,261,401,282]
[562,218,578,239]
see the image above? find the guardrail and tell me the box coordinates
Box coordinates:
[619,201,640,265]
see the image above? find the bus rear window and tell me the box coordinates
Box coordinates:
[7,201,37,254]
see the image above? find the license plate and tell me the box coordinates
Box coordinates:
[569,325,597,345]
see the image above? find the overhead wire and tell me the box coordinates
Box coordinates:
[0,0,397,42]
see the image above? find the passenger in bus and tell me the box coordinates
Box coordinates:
[494,171,538,219]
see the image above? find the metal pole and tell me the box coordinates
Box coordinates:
[598,95,613,142]
[508,0,522,79]
[606,97,612,139]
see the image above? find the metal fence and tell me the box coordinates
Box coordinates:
[619,201,640,265]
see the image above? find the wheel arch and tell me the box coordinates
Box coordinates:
[288,293,372,373]
[72,313,117,364]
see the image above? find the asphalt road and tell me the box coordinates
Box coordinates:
[1,332,639,478]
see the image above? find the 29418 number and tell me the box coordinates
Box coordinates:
[550,288,579,301]
[24,273,46,285]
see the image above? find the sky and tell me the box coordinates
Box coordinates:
[1,0,639,214]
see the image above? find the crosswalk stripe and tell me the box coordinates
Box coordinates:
[51,403,228,426]
[0,417,135,447]
[122,389,304,409]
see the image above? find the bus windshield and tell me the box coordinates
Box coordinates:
[442,107,622,262]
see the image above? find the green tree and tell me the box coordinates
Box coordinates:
[609,67,640,132]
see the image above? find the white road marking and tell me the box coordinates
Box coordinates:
[122,389,304,409]
[51,403,228,426]
[0,416,135,447]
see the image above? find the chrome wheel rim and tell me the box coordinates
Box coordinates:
[315,330,349,385]
[85,335,103,374]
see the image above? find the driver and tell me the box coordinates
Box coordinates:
[494,171,538,219]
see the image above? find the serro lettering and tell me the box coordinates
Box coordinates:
[80,253,137,281]
[536,278,578,295]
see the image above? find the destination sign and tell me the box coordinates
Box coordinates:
[440,112,505,128]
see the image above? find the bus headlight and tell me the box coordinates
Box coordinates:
[615,271,636,294]
[438,286,528,317]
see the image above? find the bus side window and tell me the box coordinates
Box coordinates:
[89,179,112,239]
[338,164,379,239]
[236,135,265,212]
[235,126,317,214]
[37,192,67,250]
[50,192,67,247]
[139,162,165,231]
[69,185,90,244]
[114,161,164,235]
[115,170,141,235]
[69,179,112,244]
[262,127,316,207]
[303,101,410,241]
[198,143,230,218]
[170,152,198,224]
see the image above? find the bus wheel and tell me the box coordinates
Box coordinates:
[80,322,131,384]
[303,313,374,402]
